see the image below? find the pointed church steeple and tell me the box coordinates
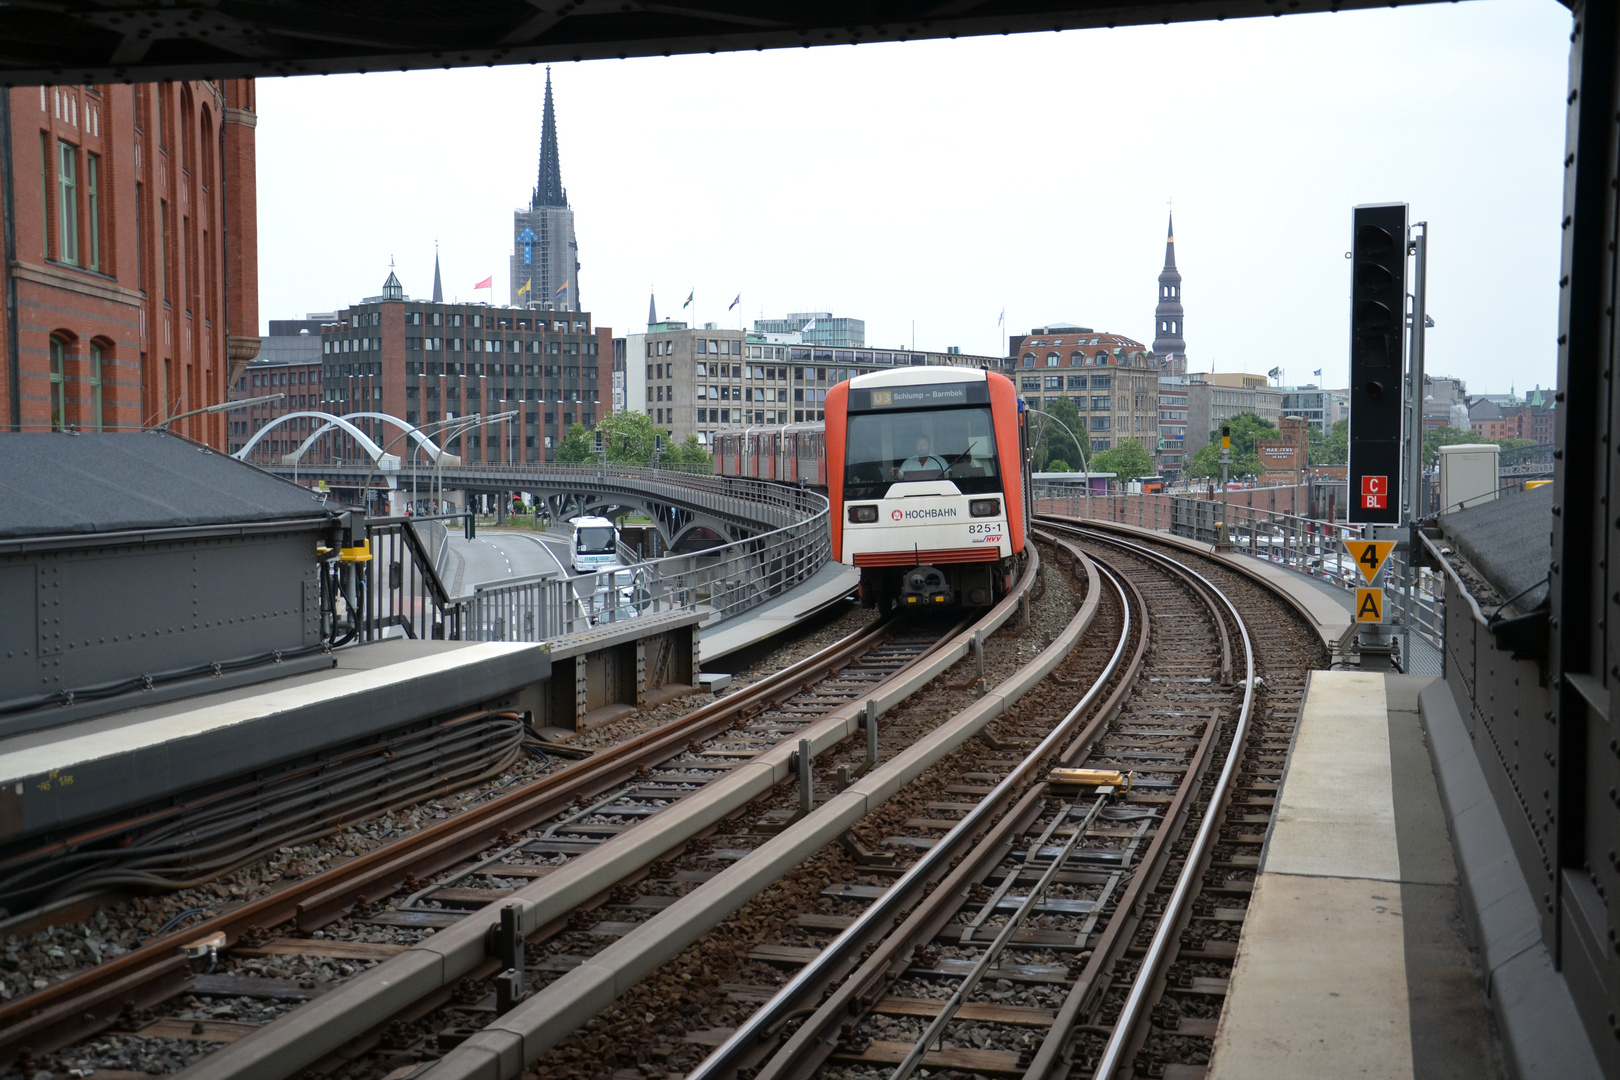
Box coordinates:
[531,67,568,211]
[648,293,658,329]
[1152,213,1186,370]
[431,246,444,304]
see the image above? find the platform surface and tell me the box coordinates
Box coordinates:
[697,560,860,661]
[1208,672,1503,1080]
[0,639,550,841]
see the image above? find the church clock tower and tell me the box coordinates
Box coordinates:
[1153,213,1187,373]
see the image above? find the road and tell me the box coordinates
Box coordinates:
[438,530,570,595]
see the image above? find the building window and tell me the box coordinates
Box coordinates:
[89,342,103,431]
[86,153,100,271]
[159,201,170,300]
[57,141,78,265]
[48,337,68,429]
[1046,353,1059,367]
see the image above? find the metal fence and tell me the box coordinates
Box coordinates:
[357,513,463,642]
[358,479,829,646]
[1032,482,1444,664]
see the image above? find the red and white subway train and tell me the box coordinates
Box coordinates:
[712,425,826,486]
[716,368,1032,610]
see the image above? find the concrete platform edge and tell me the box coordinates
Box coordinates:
[1417,678,1602,1080]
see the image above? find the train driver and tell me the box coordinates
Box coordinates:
[897,435,949,478]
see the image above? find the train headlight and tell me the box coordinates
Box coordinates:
[848,504,879,523]
[969,499,1002,518]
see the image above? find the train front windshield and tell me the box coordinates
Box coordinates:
[576,526,616,554]
[843,406,1002,499]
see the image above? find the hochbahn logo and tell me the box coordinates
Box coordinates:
[891,507,958,521]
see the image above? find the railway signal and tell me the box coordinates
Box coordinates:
[1348,202,1408,525]
[1343,539,1396,584]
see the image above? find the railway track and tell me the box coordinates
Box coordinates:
[11,552,1049,1080]
[12,522,1328,1080]
[0,611,961,1069]
[668,522,1323,1080]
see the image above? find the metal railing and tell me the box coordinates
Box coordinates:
[357,478,829,646]
[1033,482,1444,658]
[358,514,463,642]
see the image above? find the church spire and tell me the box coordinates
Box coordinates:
[648,292,657,328]
[1152,212,1186,370]
[531,67,568,211]
[431,245,443,304]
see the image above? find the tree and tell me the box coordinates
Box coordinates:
[556,422,594,463]
[665,434,713,468]
[1184,412,1278,479]
[1420,425,1544,468]
[1046,459,1073,473]
[1308,419,1348,466]
[1090,440,1156,481]
[594,410,667,465]
[1031,399,1084,471]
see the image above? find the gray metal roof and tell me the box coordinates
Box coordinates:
[1439,483,1552,612]
[0,432,337,540]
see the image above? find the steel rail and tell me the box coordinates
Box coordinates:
[0,614,916,1067]
[737,544,1184,1080]
[1031,524,1256,1080]
[180,555,1037,1080]
[888,792,1113,1080]
[686,543,1130,1080]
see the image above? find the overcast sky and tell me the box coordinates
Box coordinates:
[257,0,1571,395]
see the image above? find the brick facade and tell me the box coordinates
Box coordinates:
[0,80,258,448]
[310,287,611,466]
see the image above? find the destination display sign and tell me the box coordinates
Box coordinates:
[849,380,988,411]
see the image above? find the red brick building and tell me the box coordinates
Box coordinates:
[0,80,259,447]
[305,271,613,465]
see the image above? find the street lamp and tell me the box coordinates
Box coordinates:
[1025,407,1092,507]
[354,413,489,517]
[156,392,284,431]
[434,411,517,512]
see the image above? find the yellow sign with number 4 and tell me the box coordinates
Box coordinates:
[1344,540,1396,584]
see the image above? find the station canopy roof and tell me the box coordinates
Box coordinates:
[1,0,1439,86]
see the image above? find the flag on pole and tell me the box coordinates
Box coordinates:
[728,294,740,311]
[554,281,568,296]
[683,289,694,309]
[801,317,816,333]
[1313,368,1322,376]
[997,309,1005,327]
[517,279,531,296]
[1267,366,1281,379]
[474,276,492,290]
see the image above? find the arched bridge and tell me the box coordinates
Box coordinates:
[267,461,814,550]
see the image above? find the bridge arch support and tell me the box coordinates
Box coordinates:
[234,411,400,471]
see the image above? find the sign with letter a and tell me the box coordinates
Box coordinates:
[1356,587,1384,624]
